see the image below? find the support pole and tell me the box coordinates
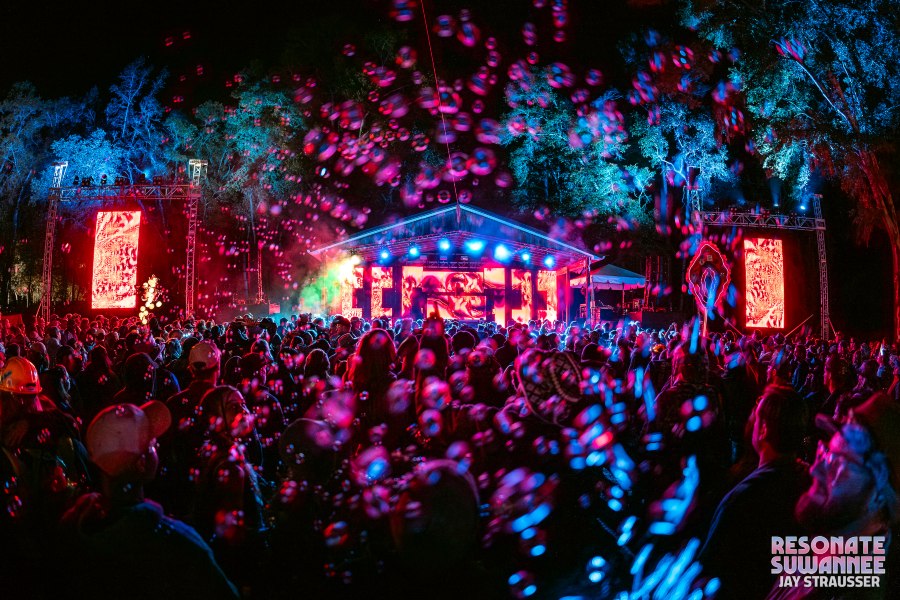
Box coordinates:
[586,257,596,328]
[186,159,208,318]
[38,162,68,324]
[256,249,265,304]
[813,195,830,340]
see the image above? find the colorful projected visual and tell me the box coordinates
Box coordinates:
[484,267,507,322]
[510,269,532,324]
[686,240,731,318]
[371,266,393,319]
[744,238,785,329]
[340,266,364,319]
[91,211,142,309]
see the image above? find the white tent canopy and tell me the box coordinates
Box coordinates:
[569,264,646,290]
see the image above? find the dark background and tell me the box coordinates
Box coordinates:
[0,0,891,336]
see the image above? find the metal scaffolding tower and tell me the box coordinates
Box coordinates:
[38,160,207,322]
[38,162,68,324]
[700,202,829,337]
[643,255,670,307]
[186,160,208,317]
[811,196,830,338]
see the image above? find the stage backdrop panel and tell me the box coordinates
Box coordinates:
[744,237,784,329]
[92,211,142,309]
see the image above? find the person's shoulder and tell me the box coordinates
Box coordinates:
[154,509,213,549]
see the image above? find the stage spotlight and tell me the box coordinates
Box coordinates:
[408,245,421,258]
[521,251,531,263]
[464,239,485,254]
[379,248,391,262]
[493,244,512,262]
[543,256,555,268]
[438,238,451,252]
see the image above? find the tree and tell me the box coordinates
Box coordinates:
[0,82,86,304]
[163,77,308,306]
[502,71,653,223]
[683,0,900,338]
[106,58,168,181]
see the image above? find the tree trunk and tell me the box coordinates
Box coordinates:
[859,149,900,341]
[890,236,900,343]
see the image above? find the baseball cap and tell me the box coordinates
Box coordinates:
[86,401,171,477]
[189,341,221,370]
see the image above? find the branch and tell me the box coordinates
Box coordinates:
[783,54,855,131]
[824,35,863,123]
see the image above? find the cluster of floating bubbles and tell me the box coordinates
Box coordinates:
[151,2,750,591]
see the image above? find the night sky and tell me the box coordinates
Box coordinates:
[1,0,891,336]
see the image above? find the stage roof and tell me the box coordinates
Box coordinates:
[309,204,600,268]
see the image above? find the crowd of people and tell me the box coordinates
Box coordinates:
[1,309,899,599]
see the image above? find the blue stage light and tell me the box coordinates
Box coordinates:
[521,251,531,263]
[494,244,512,261]
[438,238,451,252]
[408,245,420,258]
[379,248,391,261]
[464,239,485,254]
[543,256,555,268]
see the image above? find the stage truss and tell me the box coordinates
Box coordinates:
[38,160,207,322]
[699,197,829,337]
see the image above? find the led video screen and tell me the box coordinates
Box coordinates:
[341,266,557,325]
[371,266,393,319]
[91,211,142,309]
[744,237,785,329]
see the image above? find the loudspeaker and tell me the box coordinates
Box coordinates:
[382,289,400,306]
[508,290,523,309]
[352,288,366,307]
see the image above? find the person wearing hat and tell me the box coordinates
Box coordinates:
[0,356,88,594]
[223,321,251,362]
[167,342,223,428]
[769,392,900,599]
[329,315,352,345]
[59,401,238,599]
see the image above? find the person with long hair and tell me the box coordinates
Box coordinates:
[193,386,266,590]
[346,329,398,430]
